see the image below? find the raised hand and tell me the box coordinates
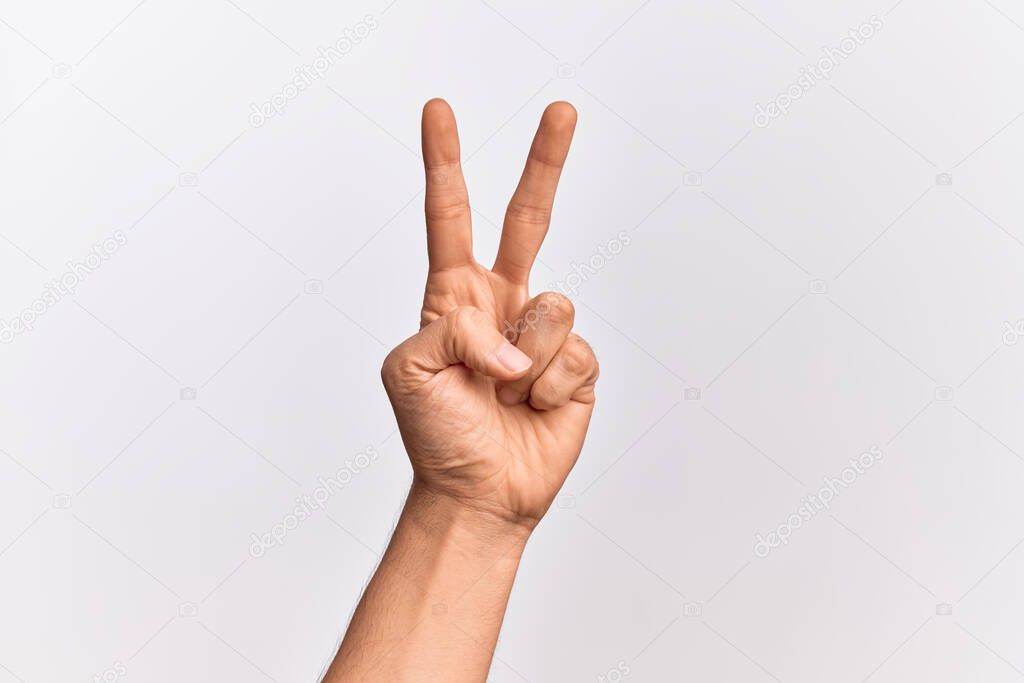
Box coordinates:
[381,98,599,529]
[327,99,601,682]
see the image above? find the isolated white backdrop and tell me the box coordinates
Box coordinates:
[2,0,1024,681]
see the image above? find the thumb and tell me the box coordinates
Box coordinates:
[383,306,533,387]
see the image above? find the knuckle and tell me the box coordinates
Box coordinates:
[424,157,459,172]
[560,338,596,376]
[425,198,470,222]
[419,309,438,330]
[445,306,486,356]
[536,291,574,325]
[573,385,597,404]
[528,385,559,411]
[505,200,552,225]
[380,348,407,387]
[448,305,484,330]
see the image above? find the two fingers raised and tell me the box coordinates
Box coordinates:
[411,99,592,409]
[421,98,577,282]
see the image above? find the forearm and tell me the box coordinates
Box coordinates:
[323,97,593,681]
[323,480,531,682]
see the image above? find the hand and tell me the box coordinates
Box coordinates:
[381,99,599,530]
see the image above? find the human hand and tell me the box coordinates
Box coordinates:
[381,99,599,530]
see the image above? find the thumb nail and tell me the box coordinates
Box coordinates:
[495,342,531,373]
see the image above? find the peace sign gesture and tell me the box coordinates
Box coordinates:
[381,98,599,528]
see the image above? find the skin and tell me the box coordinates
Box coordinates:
[322,99,599,682]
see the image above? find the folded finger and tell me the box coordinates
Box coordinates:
[528,334,599,410]
[497,292,574,405]
[382,306,532,393]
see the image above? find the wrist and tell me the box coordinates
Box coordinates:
[328,478,531,681]
[403,479,534,558]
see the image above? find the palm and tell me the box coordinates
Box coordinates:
[413,264,591,519]
[420,263,519,327]
[384,99,596,525]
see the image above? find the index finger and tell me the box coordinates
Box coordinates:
[422,98,473,271]
[492,101,577,284]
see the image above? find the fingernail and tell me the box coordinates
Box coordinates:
[495,342,531,373]
[498,386,522,405]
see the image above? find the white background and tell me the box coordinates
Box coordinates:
[2,1,1024,681]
